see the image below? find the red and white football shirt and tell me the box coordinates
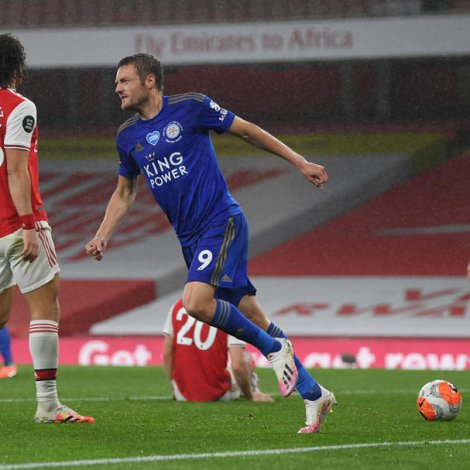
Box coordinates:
[163,298,245,401]
[0,88,48,238]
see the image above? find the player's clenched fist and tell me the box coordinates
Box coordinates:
[85,238,107,261]
[300,161,328,188]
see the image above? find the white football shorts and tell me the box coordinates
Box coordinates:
[0,221,60,294]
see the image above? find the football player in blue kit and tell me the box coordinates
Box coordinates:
[0,326,17,378]
[85,53,336,433]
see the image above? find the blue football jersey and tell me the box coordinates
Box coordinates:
[116,93,242,245]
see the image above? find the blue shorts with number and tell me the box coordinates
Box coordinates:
[182,213,256,306]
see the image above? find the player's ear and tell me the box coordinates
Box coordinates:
[145,73,157,89]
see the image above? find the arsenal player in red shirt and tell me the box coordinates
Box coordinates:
[0,33,93,424]
[163,298,273,403]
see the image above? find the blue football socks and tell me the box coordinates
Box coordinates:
[266,322,322,401]
[0,326,13,366]
[211,299,281,356]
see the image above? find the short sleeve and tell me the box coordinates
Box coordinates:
[197,95,235,134]
[162,305,174,336]
[117,141,141,178]
[4,99,37,151]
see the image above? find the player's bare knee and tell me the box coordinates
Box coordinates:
[182,297,213,323]
[183,302,209,322]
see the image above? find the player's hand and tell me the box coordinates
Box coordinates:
[21,229,39,262]
[85,238,107,261]
[250,391,274,402]
[300,161,328,188]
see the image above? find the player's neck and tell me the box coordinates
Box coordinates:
[2,78,16,90]
[139,93,163,121]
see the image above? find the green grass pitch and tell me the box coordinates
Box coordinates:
[1,366,469,469]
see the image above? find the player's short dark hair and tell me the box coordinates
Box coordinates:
[117,53,164,92]
[0,34,26,89]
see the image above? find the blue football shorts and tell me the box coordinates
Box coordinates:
[182,212,256,306]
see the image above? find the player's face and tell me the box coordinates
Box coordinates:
[115,64,149,112]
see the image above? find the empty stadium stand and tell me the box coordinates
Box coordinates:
[249,151,470,277]
[0,0,468,28]
[1,0,467,133]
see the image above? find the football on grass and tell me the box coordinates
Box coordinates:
[417,380,462,421]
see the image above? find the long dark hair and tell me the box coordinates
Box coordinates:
[0,34,26,88]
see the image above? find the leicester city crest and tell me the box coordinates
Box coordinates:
[164,121,183,143]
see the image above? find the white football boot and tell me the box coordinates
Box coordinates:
[298,386,337,433]
[267,338,298,397]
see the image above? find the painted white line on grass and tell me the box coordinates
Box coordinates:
[2,389,468,403]
[1,439,469,469]
[0,389,417,403]
[0,395,172,403]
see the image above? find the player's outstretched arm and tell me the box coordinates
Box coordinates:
[227,116,328,188]
[85,175,138,261]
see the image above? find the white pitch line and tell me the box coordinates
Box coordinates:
[5,386,470,403]
[0,395,171,403]
[2,388,470,403]
[1,440,469,469]
[0,389,412,403]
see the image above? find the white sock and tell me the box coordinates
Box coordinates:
[29,320,60,412]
